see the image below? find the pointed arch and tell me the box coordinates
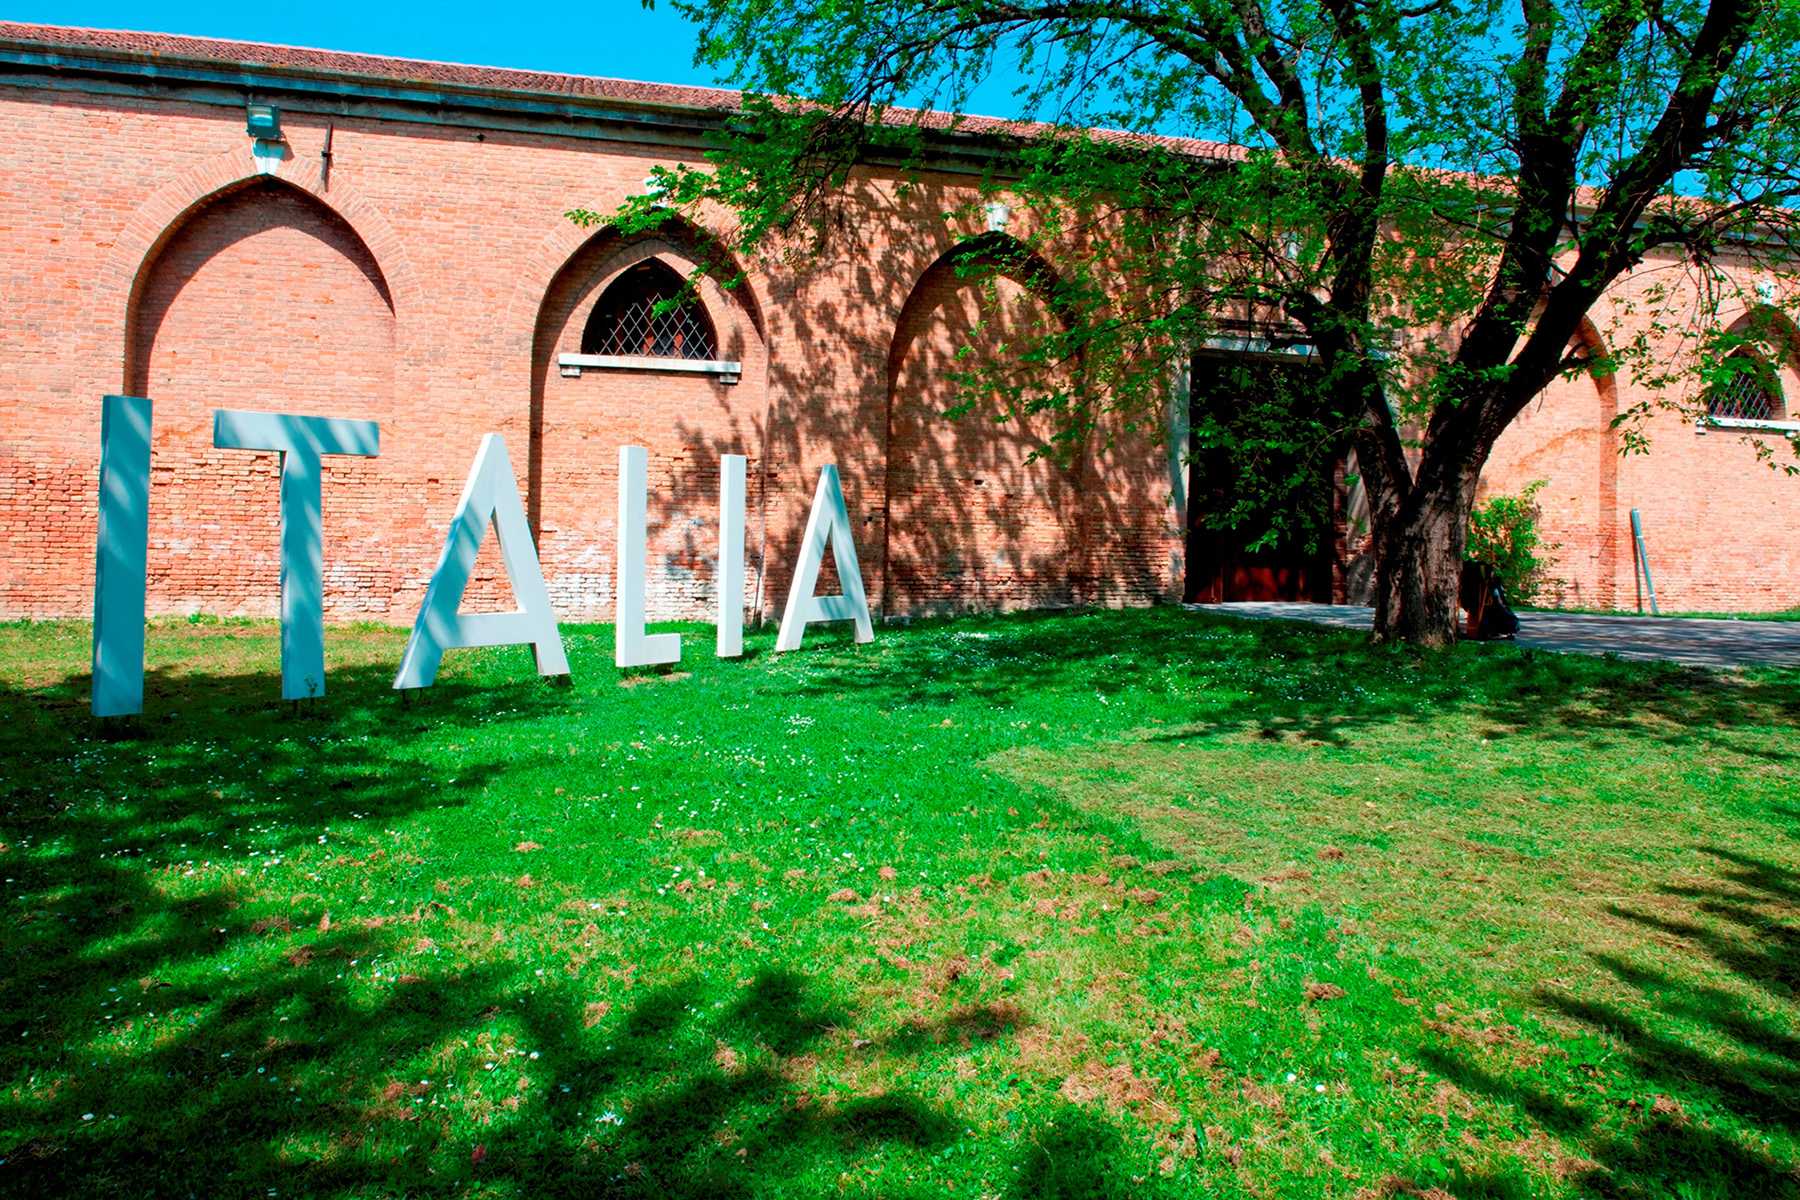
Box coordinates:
[1483,313,1623,608]
[499,206,768,379]
[582,258,719,359]
[520,212,771,621]
[885,232,1075,387]
[1724,301,1800,351]
[111,147,410,623]
[1567,314,1617,380]
[880,231,1085,617]
[90,143,421,388]
[126,177,396,399]
[1712,303,1800,420]
[537,221,762,365]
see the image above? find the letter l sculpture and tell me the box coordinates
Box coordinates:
[616,445,681,668]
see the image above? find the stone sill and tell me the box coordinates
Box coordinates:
[1696,415,1800,436]
[558,353,741,383]
[1197,335,1319,361]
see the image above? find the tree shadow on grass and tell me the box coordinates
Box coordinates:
[0,659,1157,1198]
[1417,1041,1800,1198]
[1,659,541,1025]
[0,658,548,1193]
[1173,619,1800,757]
[782,606,1800,762]
[1411,846,1800,1197]
[2,947,1106,1198]
[1003,1106,1136,1200]
[771,609,1800,1196]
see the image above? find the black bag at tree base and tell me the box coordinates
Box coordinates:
[1460,561,1519,641]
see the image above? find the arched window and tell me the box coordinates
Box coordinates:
[581,259,717,361]
[1705,350,1784,421]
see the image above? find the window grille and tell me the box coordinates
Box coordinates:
[1705,351,1782,421]
[582,260,718,361]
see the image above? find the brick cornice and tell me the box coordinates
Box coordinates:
[0,20,736,150]
[0,21,1241,171]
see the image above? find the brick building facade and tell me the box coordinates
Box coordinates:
[1,22,1795,626]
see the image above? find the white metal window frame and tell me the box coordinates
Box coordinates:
[558,352,741,383]
[1696,414,1800,436]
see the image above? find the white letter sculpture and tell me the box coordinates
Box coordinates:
[717,453,747,658]
[394,434,569,689]
[776,465,874,652]
[616,445,681,668]
[213,409,380,701]
[92,395,152,718]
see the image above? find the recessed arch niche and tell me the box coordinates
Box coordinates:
[528,220,767,622]
[126,176,397,618]
[882,234,1084,616]
[1481,317,1619,608]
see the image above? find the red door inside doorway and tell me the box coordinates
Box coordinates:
[1181,354,1347,605]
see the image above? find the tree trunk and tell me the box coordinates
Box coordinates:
[1368,463,1481,646]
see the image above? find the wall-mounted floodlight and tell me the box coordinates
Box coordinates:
[246,104,283,140]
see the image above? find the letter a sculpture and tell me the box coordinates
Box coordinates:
[394,434,569,689]
[776,465,874,651]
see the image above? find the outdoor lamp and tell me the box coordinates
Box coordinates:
[246,104,283,140]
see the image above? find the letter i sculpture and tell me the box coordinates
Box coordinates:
[92,395,152,717]
[717,453,747,657]
[616,445,681,668]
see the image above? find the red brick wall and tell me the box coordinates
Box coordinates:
[1,65,1794,628]
[1481,344,1623,610]
[529,230,770,623]
[127,179,398,617]
[884,252,1084,615]
[1479,282,1800,614]
[0,89,1179,630]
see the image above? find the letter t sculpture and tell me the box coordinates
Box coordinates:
[214,409,380,700]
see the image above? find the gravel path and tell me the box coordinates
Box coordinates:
[1191,602,1800,669]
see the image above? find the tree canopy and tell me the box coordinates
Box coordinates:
[608,0,1800,642]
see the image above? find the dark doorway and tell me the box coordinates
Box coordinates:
[1183,355,1347,604]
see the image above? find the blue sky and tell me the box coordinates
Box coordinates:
[9,1,725,89]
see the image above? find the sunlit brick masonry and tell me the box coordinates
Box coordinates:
[3,19,1797,645]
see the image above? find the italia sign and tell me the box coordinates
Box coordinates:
[90,396,873,718]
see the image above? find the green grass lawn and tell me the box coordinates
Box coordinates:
[1,608,1797,1199]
